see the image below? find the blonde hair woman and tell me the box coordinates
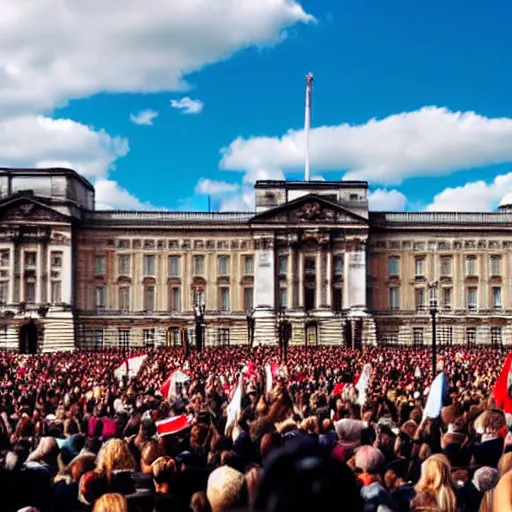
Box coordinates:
[414,454,456,512]
[96,439,136,484]
[92,493,128,512]
[152,456,178,494]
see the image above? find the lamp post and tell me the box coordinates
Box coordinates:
[246,312,255,348]
[276,307,292,363]
[194,302,205,352]
[428,282,439,377]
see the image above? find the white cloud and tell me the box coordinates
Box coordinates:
[170,97,204,115]
[130,109,158,126]
[0,115,128,179]
[369,189,407,211]
[0,1,313,211]
[0,0,313,116]
[426,173,512,212]
[95,179,158,210]
[195,178,239,195]
[220,107,512,186]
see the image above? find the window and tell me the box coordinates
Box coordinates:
[118,286,130,310]
[25,252,36,268]
[279,288,288,309]
[243,287,254,312]
[168,327,181,346]
[389,288,400,310]
[144,286,155,311]
[25,282,35,303]
[143,328,155,348]
[95,255,106,275]
[217,255,230,276]
[440,256,452,276]
[491,326,502,348]
[193,255,205,275]
[118,254,131,275]
[412,328,424,347]
[92,328,103,349]
[50,251,62,267]
[442,287,452,310]
[244,256,254,276]
[439,326,453,346]
[143,255,155,276]
[0,281,7,304]
[467,287,477,310]
[217,328,230,346]
[118,329,130,348]
[333,255,343,276]
[333,288,342,312]
[0,250,9,267]
[192,287,205,307]
[414,257,425,276]
[219,287,230,311]
[278,256,288,276]
[466,327,476,347]
[170,287,181,311]
[490,255,502,276]
[168,256,181,277]
[51,281,61,303]
[388,257,399,276]
[465,256,477,276]
[95,286,106,308]
[492,287,502,309]
[415,288,425,311]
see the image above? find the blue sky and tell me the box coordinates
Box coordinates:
[2,0,512,212]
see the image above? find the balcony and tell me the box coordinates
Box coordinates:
[86,211,255,226]
[371,211,512,226]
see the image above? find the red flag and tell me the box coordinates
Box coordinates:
[493,353,512,414]
[156,415,192,437]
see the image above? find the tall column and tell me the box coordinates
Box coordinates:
[298,251,304,308]
[326,251,332,307]
[315,250,322,309]
[36,245,42,304]
[8,245,15,304]
[254,237,275,309]
[347,238,367,311]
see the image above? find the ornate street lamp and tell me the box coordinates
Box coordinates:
[428,282,439,377]
[246,312,255,348]
[276,307,292,363]
[194,302,206,352]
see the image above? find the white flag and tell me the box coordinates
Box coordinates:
[264,364,273,394]
[225,374,244,440]
[114,354,148,381]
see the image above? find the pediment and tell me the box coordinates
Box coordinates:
[0,194,71,223]
[250,194,368,225]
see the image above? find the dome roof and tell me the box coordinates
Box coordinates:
[499,192,512,209]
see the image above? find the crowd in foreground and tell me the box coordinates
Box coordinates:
[0,345,512,511]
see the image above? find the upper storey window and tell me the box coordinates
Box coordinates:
[388,257,399,276]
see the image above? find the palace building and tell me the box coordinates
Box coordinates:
[1,166,512,353]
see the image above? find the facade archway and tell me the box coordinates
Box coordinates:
[19,322,38,354]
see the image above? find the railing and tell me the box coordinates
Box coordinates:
[86,211,255,224]
[374,307,512,316]
[371,211,512,225]
[76,308,250,317]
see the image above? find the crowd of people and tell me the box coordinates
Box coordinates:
[0,344,511,511]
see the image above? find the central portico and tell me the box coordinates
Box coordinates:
[249,180,376,347]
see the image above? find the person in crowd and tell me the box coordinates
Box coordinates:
[0,344,510,511]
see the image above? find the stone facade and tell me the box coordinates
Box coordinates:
[0,167,511,352]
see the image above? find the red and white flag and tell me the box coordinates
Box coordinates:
[113,354,148,381]
[156,414,192,437]
[160,369,190,401]
[264,363,278,393]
